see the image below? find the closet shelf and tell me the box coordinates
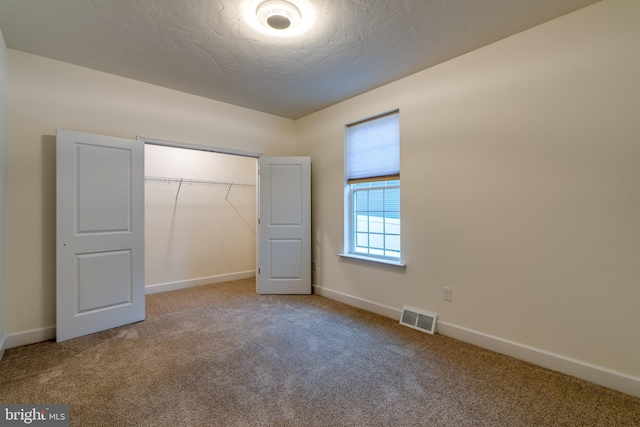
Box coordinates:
[145,176,255,202]
[144,176,255,187]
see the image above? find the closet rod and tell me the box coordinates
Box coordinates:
[144,176,255,187]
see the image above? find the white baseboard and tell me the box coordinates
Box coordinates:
[0,334,6,361]
[436,321,640,398]
[313,285,402,319]
[145,270,256,295]
[312,285,640,398]
[3,326,56,350]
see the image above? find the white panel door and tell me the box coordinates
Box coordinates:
[56,129,145,342]
[258,157,311,294]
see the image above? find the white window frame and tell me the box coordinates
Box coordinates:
[341,110,404,267]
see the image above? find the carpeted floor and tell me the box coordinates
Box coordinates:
[1,278,639,426]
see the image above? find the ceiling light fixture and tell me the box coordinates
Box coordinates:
[256,0,301,31]
[244,0,313,38]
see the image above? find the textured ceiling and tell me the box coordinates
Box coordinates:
[0,0,600,119]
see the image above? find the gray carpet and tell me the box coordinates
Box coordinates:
[1,278,639,426]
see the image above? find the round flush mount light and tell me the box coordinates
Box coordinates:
[244,0,314,38]
[256,0,301,31]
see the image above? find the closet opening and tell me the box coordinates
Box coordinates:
[143,141,258,295]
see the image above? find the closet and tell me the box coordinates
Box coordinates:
[144,144,257,293]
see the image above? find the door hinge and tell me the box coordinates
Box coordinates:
[258,218,260,225]
[258,268,260,275]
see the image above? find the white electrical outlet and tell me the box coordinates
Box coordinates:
[443,287,452,301]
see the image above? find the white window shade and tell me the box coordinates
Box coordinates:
[347,111,399,183]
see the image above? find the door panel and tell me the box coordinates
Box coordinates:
[77,143,132,232]
[56,129,144,342]
[76,250,132,313]
[268,164,302,225]
[269,239,302,279]
[258,157,311,294]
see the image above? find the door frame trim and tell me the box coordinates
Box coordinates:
[138,136,262,158]
[139,136,263,294]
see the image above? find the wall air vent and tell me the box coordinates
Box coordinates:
[400,306,437,334]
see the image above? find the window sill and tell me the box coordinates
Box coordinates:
[338,253,406,268]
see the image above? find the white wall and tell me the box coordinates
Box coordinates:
[0,28,8,359]
[145,145,256,292]
[296,0,640,395]
[4,50,295,342]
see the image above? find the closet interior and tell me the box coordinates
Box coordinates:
[144,144,257,293]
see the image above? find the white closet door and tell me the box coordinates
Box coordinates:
[56,129,145,342]
[258,157,311,294]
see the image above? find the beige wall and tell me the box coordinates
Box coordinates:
[0,28,7,355]
[5,50,295,334]
[297,0,640,380]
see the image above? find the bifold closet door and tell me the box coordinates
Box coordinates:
[56,129,145,342]
[258,156,311,295]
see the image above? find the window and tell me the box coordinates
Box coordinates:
[344,110,401,263]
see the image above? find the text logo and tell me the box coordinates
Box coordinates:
[0,405,69,427]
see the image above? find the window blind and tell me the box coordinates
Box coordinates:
[347,111,399,183]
